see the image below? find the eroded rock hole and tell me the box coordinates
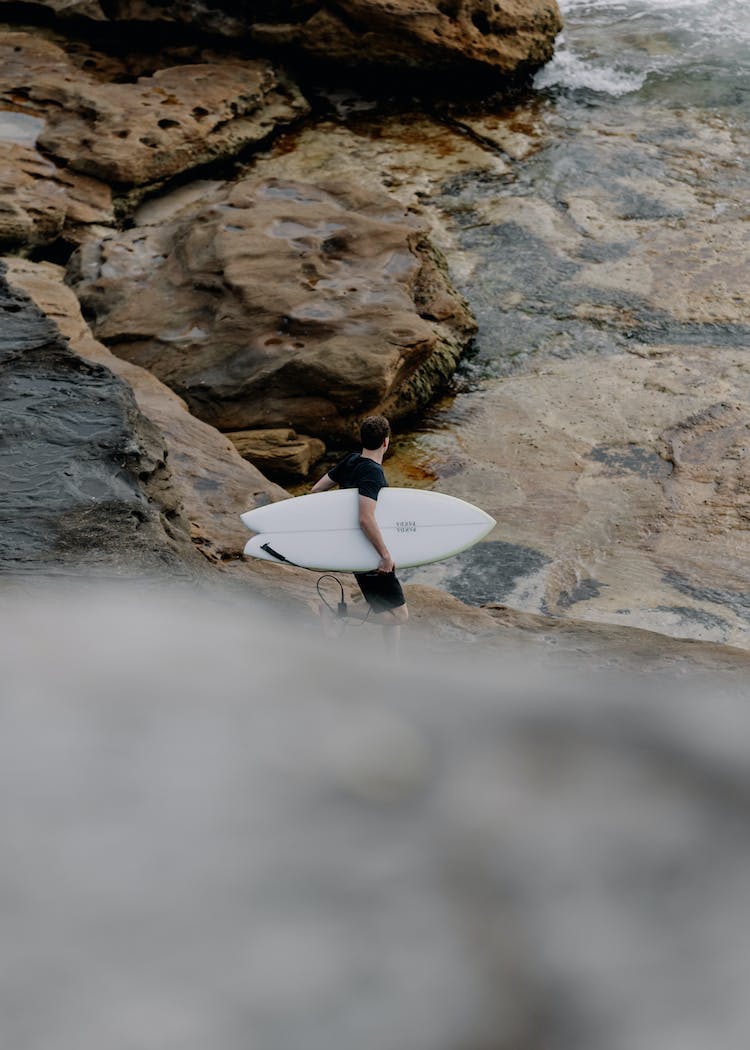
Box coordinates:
[437,0,461,18]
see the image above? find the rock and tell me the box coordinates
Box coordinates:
[2,585,750,1050]
[0,142,114,251]
[9,0,108,16]
[250,0,563,80]
[396,348,750,649]
[0,144,66,249]
[67,176,476,439]
[0,32,309,191]
[5,0,563,81]
[0,262,207,576]
[4,0,246,32]
[226,428,326,480]
[446,105,548,160]
[366,100,750,652]
[4,257,290,567]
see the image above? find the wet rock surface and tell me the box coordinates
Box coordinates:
[0,264,206,576]
[5,257,289,567]
[431,105,750,372]
[68,176,476,439]
[398,345,750,647]
[386,98,750,650]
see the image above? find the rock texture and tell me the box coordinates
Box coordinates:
[1,1,563,80]
[0,142,113,250]
[397,348,750,648]
[68,176,477,439]
[383,102,750,652]
[226,428,326,481]
[0,32,309,191]
[5,257,289,566]
[249,0,563,79]
[0,262,207,576]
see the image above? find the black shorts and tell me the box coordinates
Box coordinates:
[354,571,405,614]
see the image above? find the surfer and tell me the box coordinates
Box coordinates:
[311,414,408,651]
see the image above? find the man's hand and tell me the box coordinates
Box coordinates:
[377,553,395,574]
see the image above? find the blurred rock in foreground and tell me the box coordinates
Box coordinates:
[2,583,750,1050]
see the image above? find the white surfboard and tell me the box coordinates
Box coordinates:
[240,488,495,572]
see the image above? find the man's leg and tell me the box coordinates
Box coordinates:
[351,570,408,654]
[347,601,408,655]
[377,603,408,656]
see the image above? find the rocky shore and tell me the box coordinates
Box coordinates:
[0,5,549,591]
[2,0,749,670]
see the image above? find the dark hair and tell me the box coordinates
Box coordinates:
[360,415,391,450]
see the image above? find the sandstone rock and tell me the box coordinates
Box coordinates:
[67,176,476,439]
[4,257,290,566]
[396,348,750,650]
[0,144,66,249]
[3,0,563,80]
[250,0,563,79]
[0,32,309,190]
[0,262,206,576]
[383,101,750,652]
[226,428,326,481]
[246,111,516,281]
[0,142,113,251]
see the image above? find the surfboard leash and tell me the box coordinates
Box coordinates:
[316,574,371,627]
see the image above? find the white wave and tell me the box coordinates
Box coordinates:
[535,0,750,98]
[560,0,727,11]
[534,44,647,96]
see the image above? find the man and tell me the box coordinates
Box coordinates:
[311,415,408,651]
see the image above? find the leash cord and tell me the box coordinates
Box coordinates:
[316,574,371,626]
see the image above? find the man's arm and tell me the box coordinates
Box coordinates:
[311,473,336,494]
[359,495,394,574]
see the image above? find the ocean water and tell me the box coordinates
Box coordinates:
[535,0,750,108]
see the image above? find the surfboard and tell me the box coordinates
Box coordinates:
[240,488,495,572]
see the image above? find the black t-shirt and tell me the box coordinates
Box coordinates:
[328,453,387,501]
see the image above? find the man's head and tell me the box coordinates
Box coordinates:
[360,415,391,451]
